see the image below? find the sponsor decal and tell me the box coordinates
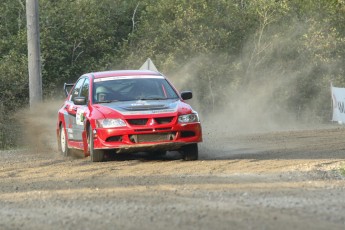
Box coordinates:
[332,92,345,113]
[94,76,164,82]
[76,108,85,125]
[68,118,73,128]
[131,100,150,106]
[338,101,345,113]
[121,109,176,115]
[331,84,345,122]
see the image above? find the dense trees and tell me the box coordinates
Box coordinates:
[1,0,345,148]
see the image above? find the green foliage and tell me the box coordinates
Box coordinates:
[39,0,139,92]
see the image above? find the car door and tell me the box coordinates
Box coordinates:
[64,77,86,141]
[74,78,90,140]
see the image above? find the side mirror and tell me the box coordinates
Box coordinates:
[74,96,87,105]
[181,91,193,100]
[64,83,74,97]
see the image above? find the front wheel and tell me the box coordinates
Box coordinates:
[88,126,105,162]
[181,144,198,161]
[60,125,70,157]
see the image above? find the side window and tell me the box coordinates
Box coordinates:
[80,79,89,102]
[70,78,85,102]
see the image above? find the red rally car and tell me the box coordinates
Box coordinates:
[57,70,202,162]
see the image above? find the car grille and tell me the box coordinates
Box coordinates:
[155,117,173,124]
[127,119,148,125]
[126,117,174,126]
[129,132,176,143]
[134,127,172,132]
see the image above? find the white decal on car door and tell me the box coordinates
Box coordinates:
[76,108,85,126]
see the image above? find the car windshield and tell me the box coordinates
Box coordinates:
[93,77,179,103]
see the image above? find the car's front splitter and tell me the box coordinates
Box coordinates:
[95,142,196,154]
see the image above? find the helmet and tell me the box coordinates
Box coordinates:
[95,86,111,102]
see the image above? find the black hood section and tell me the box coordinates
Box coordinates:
[102,99,179,114]
[119,103,168,111]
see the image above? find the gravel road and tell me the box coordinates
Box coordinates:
[1,124,345,230]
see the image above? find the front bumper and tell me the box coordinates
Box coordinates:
[93,122,202,153]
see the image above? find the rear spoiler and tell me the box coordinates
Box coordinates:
[64,83,74,97]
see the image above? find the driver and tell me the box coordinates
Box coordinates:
[95,85,111,102]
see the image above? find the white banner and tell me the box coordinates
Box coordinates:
[331,84,345,123]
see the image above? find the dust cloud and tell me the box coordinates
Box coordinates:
[170,61,298,137]
[16,100,64,154]
[169,21,336,139]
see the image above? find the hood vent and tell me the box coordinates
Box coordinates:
[120,104,167,111]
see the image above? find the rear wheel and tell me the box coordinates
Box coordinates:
[181,144,198,161]
[88,126,105,162]
[60,125,70,157]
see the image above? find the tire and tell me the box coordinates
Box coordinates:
[181,143,198,161]
[88,126,105,162]
[60,125,70,157]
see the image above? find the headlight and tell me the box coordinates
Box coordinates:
[178,113,199,123]
[96,119,127,128]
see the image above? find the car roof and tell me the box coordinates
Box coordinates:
[85,70,163,79]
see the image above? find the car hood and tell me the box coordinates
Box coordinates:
[93,99,192,117]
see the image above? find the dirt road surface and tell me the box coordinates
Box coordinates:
[1,124,345,230]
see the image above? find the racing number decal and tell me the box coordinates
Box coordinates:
[76,108,85,126]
